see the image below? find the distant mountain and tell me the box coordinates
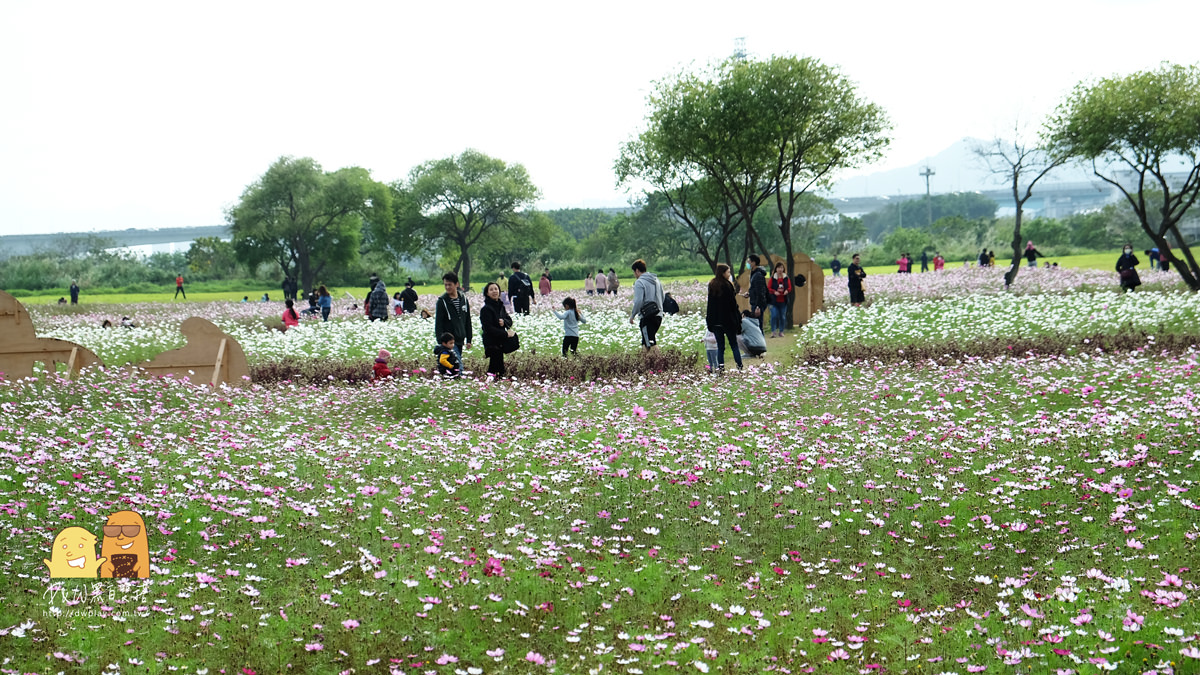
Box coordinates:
[829,138,1097,198]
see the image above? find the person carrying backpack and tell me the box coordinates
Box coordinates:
[508,262,535,315]
[628,259,664,350]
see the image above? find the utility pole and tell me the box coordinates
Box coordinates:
[919,165,936,226]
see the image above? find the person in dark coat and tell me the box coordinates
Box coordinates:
[920,250,929,273]
[508,262,535,315]
[830,256,842,278]
[662,293,680,315]
[399,281,419,314]
[1116,244,1141,292]
[69,280,80,305]
[705,263,743,371]
[367,281,390,321]
[848,254,866,307]
[1024,241,1043,268]
[479,281,514,378]
[744,255,769,329]
[434,272,472,359]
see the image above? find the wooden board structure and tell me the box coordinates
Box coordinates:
[735,252,825,326]
[136,317,249,386]
[0,290,101,379]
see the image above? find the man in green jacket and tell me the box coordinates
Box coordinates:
[434,272,473,359]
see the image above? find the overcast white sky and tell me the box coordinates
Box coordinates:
[2,0,1198,236]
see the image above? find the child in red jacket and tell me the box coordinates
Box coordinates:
[373,349,393,381]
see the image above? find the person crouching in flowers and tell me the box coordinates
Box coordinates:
[373,349,392,381]
[434,332,462,379]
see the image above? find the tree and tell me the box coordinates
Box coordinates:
[228,156,392,293]
[619,55,890,316]
[883,227,933,258]
[186,237,240,279]
[748,56,889,325]
[975,126,1066,287]
[400,150,540,290]
[1045,63,1200,290]
[615,137,746,274]
[823,215,867,253]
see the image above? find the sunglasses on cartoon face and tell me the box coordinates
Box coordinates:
[103,525,141,538]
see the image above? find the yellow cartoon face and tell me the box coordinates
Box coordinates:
[44,527,106,578]
[100,510,150,578]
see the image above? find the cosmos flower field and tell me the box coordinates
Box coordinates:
[1,267,1198,674]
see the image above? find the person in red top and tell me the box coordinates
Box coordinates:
[174,274,186,300]
[896,255,909,274]
[933,252,945,272]
[767,261,793,338]
[373,349,392,381]
[281,299,300,330]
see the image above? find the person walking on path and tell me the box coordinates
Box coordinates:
[479,281,513,378]
[435,272,473,360]
[920,250,929,273]
[554,297,587,357]
[595,268,607,295]
[744,254,768,330]
[896,253,909,274]
[539,271,552,297]
[705,263,743,371]
[69,280,80,305]
[628,259,664,350]
[1116,244,1141,292]
[1025,241,1043,268]
[174,274,187,300]
[585,272,596,296]
[508,262,535,315]
[933,252,945,272]
[767,261,792,338]
[368,281,390,321]
[607,268,619,295]
[318,285,333,322]
[848,254,867,307]
[830,255,842,278]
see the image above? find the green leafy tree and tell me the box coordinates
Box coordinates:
[619,55,889,315]
[398,150,540,290]
[1045,62,1200,290]
[186,237,240,280]
[883,227,933,258]
[616,138,746,272]
[228,156,392,293]
[823,215,867,253]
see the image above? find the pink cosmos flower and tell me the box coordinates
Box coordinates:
[525,651,546,665]
[827,648,849,661]
[342,619,359,630]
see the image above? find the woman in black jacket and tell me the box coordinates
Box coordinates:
[1116,243,1141,292]
[479,282,515,377]
[705,264,743,371]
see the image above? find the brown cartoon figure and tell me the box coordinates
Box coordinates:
[44,527,106,578]
[99,510,150,578]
